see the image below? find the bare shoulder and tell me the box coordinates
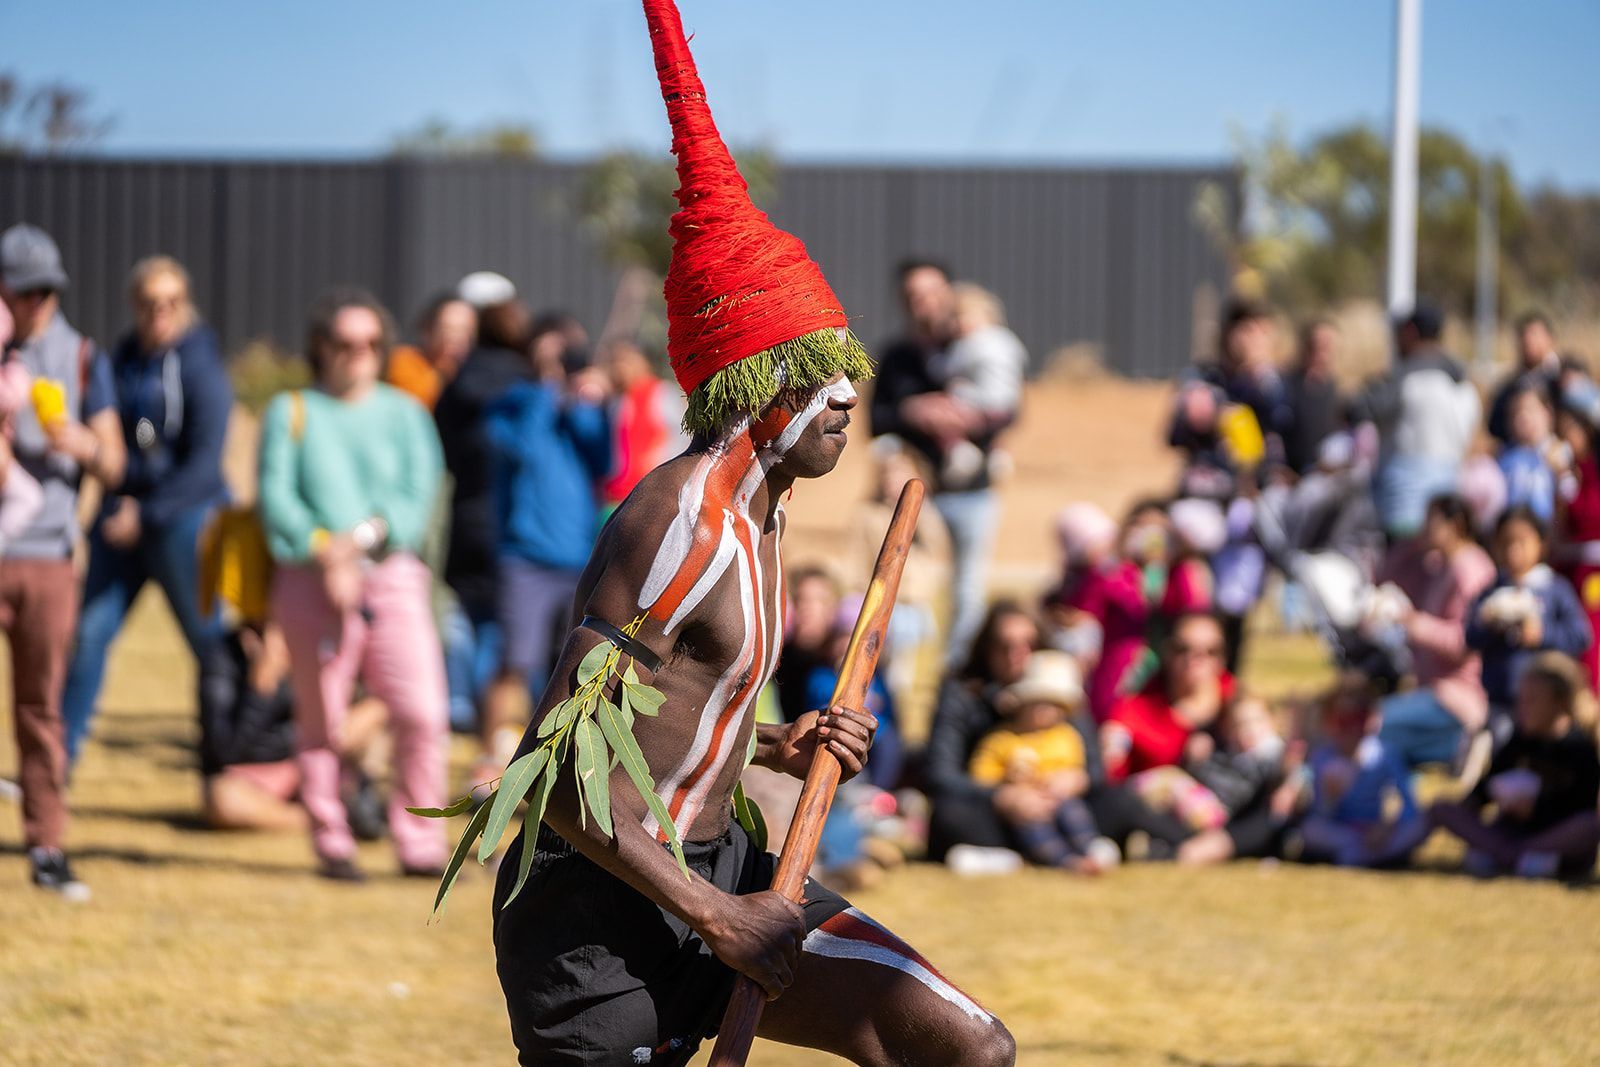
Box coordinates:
[575,454,705,636]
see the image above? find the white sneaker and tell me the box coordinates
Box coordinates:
[1085,837,1122,871]
[945,844,1023,877]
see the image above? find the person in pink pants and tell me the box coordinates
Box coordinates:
[258,287,449,881]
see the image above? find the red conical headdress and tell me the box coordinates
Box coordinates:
[643,0,870,432]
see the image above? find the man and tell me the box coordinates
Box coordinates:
[61,254,233,764]
[1487,311,1562,444]
[1351,300,1480,539]
[1283,318,1345,476]
[0,223,126,898]
[490,4,1016,1063]
[870,259,1020,666]
[477,318,612,777]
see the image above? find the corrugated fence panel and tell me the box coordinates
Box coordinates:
[0,157,1236,377]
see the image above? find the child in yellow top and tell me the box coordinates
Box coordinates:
[970,650,1120,873]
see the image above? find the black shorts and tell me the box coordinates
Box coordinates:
[493,821,850,1066]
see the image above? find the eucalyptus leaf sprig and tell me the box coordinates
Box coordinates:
[408,615,688,920]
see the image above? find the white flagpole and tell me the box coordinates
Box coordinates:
[1386,0,1422,323]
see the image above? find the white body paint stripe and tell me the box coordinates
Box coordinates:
[675,516,769,831]
[639,456,715,611]
[802,921,992,1023]
[768,378,857,457]
[661,512,740,635]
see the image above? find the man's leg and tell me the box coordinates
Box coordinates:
[932,489,998,668]
[60,531,141,764]
[757,906,1015,1067]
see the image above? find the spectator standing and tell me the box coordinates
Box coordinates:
[1177,294,1299,473]
[1373,495,1496,771]
[1351,302,1480,539]
[258,288,449,881]
[433,273,531,732]
[386,293,477,411]
[477,321,612,774]
[597,338,686,513]
[1487,311,1563,445]
[0,223,126,898]
[61,256,233,763]
[871,260,1022,666]
[1283,318,1346,475]
[1496,386,1559,524]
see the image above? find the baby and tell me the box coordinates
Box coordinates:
[0,308,45,548]
[969,650,1119,873]
[935,283,1025,487]
[1186,693,1288,819]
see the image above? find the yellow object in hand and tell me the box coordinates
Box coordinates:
[1218,402,1266,468]
[30,378,67,429]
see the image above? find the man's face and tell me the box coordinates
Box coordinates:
[901,267,955,344]
[768,373,858,480]
[1306,324,1338,374]
[1519,321,1554,368]
[1225,316,1274,374]
[1,284,60,342]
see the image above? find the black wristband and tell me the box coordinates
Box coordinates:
[579,615,664,674]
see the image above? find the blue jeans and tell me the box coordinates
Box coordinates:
[1378,687,1463,770]
[933,488,999,669]
[1374,455,1458,539]
[62,503,221,763]
[442,597,501,733]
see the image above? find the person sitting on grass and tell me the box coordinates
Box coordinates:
[1185,692,1291,830]
[1295,681,1422,868]
[968,650,1119,873]
[1466,506,1593,740]
[1424,651,1600,880]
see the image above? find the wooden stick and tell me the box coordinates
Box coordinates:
[708,478,926,1067]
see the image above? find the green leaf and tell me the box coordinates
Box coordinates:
[577,641,612,686]
[624,661,640,687]
[536,696,580,740]
[732,781,768,853]
[623,680,666,717]
[478,747,551,864]
[502,812,541,908]
[406,794,474,819]
[596,695,689,879]
[575,718,613,838]
[430,799,492,921]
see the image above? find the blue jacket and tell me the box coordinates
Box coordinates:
[1498,445,1556,525]
[108,324,233,528]
[485,382,612,571]
[1466,565,1593,706]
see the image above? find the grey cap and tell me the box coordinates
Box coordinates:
[1,224,69,292]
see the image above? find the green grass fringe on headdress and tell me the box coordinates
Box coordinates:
[683,327,874,437]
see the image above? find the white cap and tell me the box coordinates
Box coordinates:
[457,271,517,308]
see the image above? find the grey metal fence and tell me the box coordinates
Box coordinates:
[1,156,1237,378]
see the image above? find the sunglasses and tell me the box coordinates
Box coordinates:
[1171,643,1222,659]
[136,295,184,313]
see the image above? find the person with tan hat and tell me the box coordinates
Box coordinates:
[968,650,1120,874]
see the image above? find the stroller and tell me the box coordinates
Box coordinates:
[1251,466,1408,693]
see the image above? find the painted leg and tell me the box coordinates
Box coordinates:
[758,907,1015,1067]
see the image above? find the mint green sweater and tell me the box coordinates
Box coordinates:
[258,384,443,563]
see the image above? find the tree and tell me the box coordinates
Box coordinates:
[1199,120,1524,316]
[573,147,776,345]
[0,72,114,156]
[389,118,539,159]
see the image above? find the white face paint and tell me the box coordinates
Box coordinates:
[767,377,858,458]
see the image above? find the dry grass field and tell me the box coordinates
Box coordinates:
[3,377,1598,1067]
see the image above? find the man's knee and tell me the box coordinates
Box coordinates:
[957,1016,1016,1067]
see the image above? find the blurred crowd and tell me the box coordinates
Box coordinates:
[2,217,1597,902]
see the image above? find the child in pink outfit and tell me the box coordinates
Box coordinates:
[1044,502,1152,721]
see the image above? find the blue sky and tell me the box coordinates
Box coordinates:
[7,0,1598,189]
